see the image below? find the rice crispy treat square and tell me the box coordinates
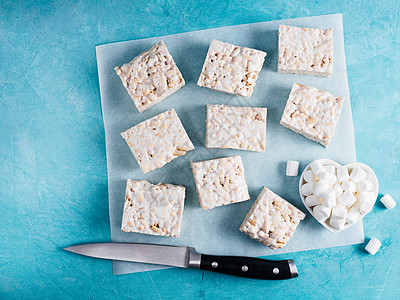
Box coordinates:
[240,187,306,249]
[115,41,185,113]
[280,83,344,147]
[121,179,185,237]
[121,108,194,173]
[197,39,266,97]
[278,25,333,77]
[206,104,267,152]
[190,156,250,209]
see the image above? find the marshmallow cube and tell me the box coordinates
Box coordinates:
[286,160,299,176]
[319,172,337,183]
[365,238,382,255]
[337,165,350,182]
[330,217,346,230]
[304,170,315,182]
[357,180,373,192]
[333,183,344,198]
[338,191,357,207]
[346,206,361,224]
[305,195,321,207]
[324,165,336,174]
[380,194,396,210]
[313,205,331,222]
[349,167,368,183]
[314,180,330,196]
[342,180,356,193]
[301,182,315,196]
[359,200,375,214]
[322,191,336,207]
[310,160,325,176]
[331,205,347,219]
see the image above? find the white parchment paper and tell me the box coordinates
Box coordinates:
[96,14,363,275]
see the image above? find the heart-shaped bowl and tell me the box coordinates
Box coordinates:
[299,158,379,233]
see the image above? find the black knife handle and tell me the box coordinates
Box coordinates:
[199,255,298,280]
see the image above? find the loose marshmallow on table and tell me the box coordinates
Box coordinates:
[349,167,368,183]
[342,180,356,193]
[380,194,396,210]
[305,195,321,207]
[336,165,350,182]
[301,182,315,196]
[303,170,315,182]
[333,183,344,198]
[365,238,382,255]
[314,180,330,196]
[357,180,373,192]
[324,165,336,174]
[313,205,331,222]
[338,191,357,207]
[321,191,336,207]
[319,172,337,183]
[330,217,346,230]
[286,160,299,176]
[310,160,325,176]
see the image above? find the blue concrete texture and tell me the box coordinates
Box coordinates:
[0,0,399,299]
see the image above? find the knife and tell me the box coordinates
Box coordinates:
[64,243,298,280]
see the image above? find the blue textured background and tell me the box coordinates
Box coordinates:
[1,0,399,299]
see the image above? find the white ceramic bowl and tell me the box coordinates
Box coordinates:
[299,158,379,233]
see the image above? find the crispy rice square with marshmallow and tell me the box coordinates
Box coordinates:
[121,108,194,173]
[190,156,250,209]
[278,25,333,77]
[240,187,306,249]
[280,83,344,147]
[115,41,185,113]
[206,104,267,152]
[121,179,185,237]
[197,39,266,97]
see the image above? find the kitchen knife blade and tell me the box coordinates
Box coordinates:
[64,243,298,280]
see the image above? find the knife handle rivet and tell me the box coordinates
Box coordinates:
[211,262,218,268]
[273,267,279,274]
[242,265,248,272]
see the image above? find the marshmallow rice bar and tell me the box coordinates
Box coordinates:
[197,39,266,97]
[206,104,267,152]
[121,108,194,173]
[115,41,185,113]
[190,156,250,209]
[278,25,333,77]
[280,83,344,147]
[121,179,185,237]
[240,187,306,249]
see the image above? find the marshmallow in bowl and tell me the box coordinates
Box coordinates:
[338,191,357,207]
[305,195,321,207]
[333,183,343,198]
[310,160,325,176]
[341,180,357,193]
[349,167,368,183]
[330,218,346,230]
[331,204,347,219]
[301,182,315,196]
[324,165,336,174]
[319,172,337,183]
[314,180,330,196]
[357,180,373,192]
[336,165,350,182]
[313,205,331,222]
[321,191,336,207]
[380,194,396,210]
[346,206,361,224]
[303,170,315,183]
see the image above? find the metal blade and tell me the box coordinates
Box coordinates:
[64,243,191,268]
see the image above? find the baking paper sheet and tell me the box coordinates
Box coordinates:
[96,14,363,275]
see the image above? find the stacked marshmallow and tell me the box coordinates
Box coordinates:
[301,160,376,230]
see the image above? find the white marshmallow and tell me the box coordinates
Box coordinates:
[331,204,348,219]
[338,191,357,207]
[313,205,331,222]
[324,165,336,174]
[321,191,336,207]
[357,180,373,192]
[349,167,368,183]
[319,172,337,183]
[359,192,376,204]
[341,180,356,193]
[314,180,330,196]
[380,194,396,210]
[337,165,350,182]
[333,183,344,198]
[286,160,299,176]
[359,200,375,214]
[365,238,382,255]
[329,217,346,230]
[301,182,315,197]
[346,206,361,224]
[310,160,325,176]
[305,195,321,207]
[303,170,314,182]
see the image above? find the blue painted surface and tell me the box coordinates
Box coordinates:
[0,0,399,299]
